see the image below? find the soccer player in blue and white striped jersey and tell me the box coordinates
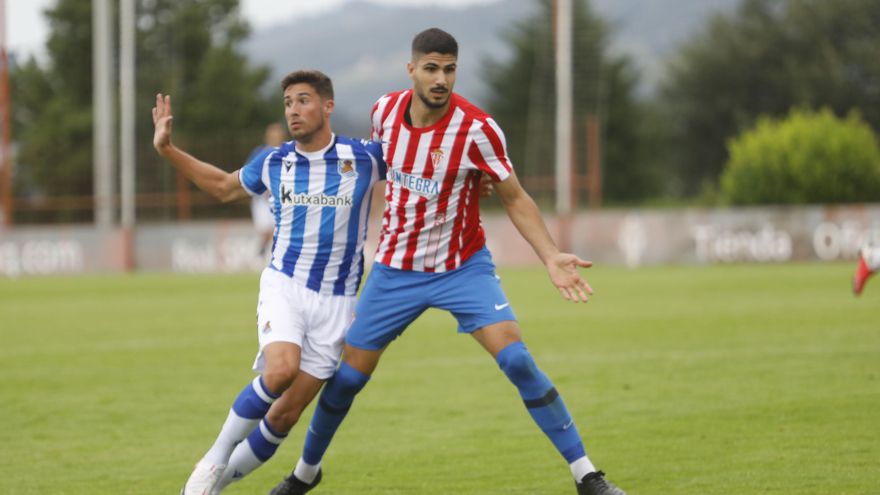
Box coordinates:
[152,70,386,495]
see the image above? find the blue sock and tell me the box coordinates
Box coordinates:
[233,376,280,418]
[301,362,370,465]
[496,341,587,463]
[247,417,288,462]
[204,376,280,465]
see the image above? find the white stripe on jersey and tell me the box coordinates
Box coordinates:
[379,125,411,268]
[394,129,434,269]
[271,150,297,272]
[413,109,465,271]
[290,154,328,285]
[341,153,381,293]
[318,144,354,294]
[372,95,394,142]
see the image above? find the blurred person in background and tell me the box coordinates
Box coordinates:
[247,123,288,257]
[853,244,880,295]
[152,70,387,495]
[269,28,625,495]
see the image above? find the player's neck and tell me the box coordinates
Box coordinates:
[295,128,333,153]
[408,94,451,128]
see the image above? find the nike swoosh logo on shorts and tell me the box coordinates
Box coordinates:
[495,303,510,311]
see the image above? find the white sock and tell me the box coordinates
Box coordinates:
[203,410,260,465]
[293,457,321,484]
[570,456,596,482]
[213,439,264,491]
[202,377,278,466]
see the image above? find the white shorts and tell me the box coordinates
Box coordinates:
[252,268,356,380]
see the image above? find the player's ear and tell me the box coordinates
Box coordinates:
[407,61,415,79]
[324,98,335,116]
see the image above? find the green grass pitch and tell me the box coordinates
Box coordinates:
[1,263,878,494]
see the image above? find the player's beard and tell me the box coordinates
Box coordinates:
[417,87,450,109]
[290,114,325,143]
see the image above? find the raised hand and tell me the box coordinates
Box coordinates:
[152,93,174,154]
[546,252,594,303]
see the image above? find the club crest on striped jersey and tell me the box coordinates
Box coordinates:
[338,159,358,179]
[430,148,445,168]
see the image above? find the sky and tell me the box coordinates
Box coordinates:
[5,0,497,61]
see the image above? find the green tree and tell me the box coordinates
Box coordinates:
[661,0,880,197]
[483,0,650,205]
[721,108,880,205]
[10,0,276,222]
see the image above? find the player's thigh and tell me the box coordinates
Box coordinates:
[344,264,428,351]
[300,294,357,380]
[262,341,302,377]
[432,248,517,335]
[252,268,308,373]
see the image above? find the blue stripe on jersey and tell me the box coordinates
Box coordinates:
[281,152,312,272]
[240,147,273,195]
[306,144,343,291]
[268,153,283,254]
[333,150,375,295]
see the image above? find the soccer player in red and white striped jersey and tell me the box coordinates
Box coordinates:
[271,28,626,495]
[370,87,512,272]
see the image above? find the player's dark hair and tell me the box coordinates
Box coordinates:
[411,28,458,58]
[280,70,334,100]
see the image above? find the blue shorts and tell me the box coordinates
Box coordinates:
[346,247,517,350]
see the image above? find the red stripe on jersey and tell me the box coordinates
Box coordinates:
[401,129,445,270]
[446,170,479,270]
[378,94,407,265]
[431,116,472,272]
[370,98,385,141]
[481,120,513,175]
[458,172,485,264]
[382,114,421,266]
[379,94,399,131]
[467,140,500,182]
[370,99,382,137]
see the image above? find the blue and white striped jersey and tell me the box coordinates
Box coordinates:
[239,134,387,296]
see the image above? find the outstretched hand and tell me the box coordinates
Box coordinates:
[152,93,174,154]
[547,252,594,303]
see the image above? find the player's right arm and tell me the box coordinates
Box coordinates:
[152,93,249,203]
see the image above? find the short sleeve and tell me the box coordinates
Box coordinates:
[364,140,388,181]
[466,118,513,182]
[238,147,274,196]
[370,98,383,142]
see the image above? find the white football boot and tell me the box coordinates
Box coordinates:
[181,459,226,495]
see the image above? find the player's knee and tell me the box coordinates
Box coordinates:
[265,407,301,434]
[329,362,370,397]
[496,341,540,383]
[262,363,299,394]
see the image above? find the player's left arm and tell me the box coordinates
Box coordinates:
[493,172,593,303]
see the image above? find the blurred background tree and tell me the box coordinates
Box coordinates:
[10,0,276,222]
[7,0,880,220]
[659,0,880,198]
[483,0,652,206]
[721,108,880,205]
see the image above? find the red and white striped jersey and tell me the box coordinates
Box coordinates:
[371,90,513,272]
